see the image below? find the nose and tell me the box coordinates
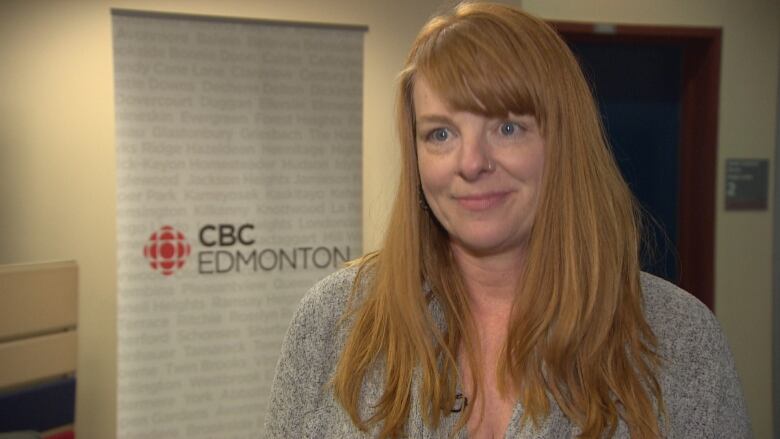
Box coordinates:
[458,131,493,181]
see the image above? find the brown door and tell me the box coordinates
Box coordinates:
[550,21,721,310]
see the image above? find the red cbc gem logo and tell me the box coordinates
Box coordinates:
[143,226,191,276]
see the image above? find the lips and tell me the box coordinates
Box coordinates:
[454,191,511,211]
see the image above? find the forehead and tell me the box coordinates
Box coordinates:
[412,75,451,116]
[412,74,527,124]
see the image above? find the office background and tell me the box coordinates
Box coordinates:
[0,0,778,437]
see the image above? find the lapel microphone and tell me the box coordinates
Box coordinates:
[451,393,468,413]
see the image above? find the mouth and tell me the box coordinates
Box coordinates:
[454,191,511,211]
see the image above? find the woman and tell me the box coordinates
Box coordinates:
[265,3,750,438]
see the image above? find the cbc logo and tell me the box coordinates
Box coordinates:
[143,225,191,276]
[199,224,254,246]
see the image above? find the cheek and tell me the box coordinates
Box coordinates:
[417,155,452,193]
[498,148,545,182]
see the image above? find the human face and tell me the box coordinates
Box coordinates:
[414,76,545,258]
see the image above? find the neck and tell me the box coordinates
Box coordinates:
[450,242,524,317]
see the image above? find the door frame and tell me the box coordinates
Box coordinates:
[549,21,722,310]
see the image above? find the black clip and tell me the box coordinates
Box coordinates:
[451,393,468,413]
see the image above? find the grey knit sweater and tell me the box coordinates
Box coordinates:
[264,268,751,438]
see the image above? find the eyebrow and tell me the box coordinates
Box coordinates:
[415,114,453,125]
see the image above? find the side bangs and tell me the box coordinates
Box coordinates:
[414,19,542,121]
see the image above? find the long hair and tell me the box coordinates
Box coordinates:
[333,3,664,438]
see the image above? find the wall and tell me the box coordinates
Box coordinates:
[0,1,439,437]
[774,39,780,436]
[0,0,777,438]
[522,1,778,437]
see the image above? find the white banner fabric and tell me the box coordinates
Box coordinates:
[112,11,364,438]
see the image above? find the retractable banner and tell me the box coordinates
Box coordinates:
[112,11,364,438]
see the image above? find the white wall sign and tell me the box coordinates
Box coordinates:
[112,10,364,438]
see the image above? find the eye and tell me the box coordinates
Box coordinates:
[499,121,521,136]
[426,127,451,142]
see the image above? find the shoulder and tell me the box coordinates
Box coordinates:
[264,266,363,437]
[639,272,751,437]
[287,266,361,355]
[640,272,718,336]
[294,266,359,325]
[639,272,725,366]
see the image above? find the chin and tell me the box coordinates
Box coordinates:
[451,232,523,256]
